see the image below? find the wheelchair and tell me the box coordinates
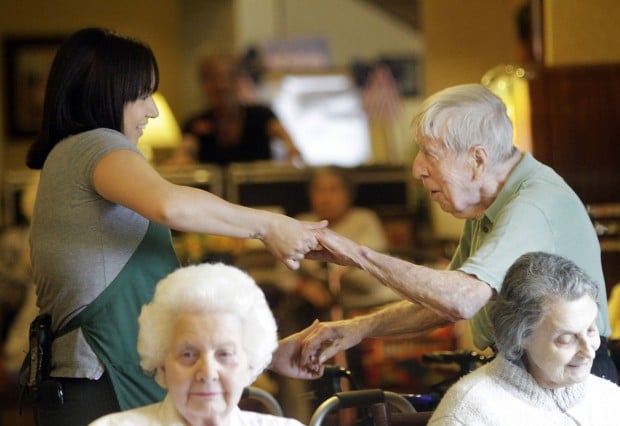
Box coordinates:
[308,349,494,425]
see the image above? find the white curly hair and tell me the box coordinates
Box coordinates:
[137,263,278,388]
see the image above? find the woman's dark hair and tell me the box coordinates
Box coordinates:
[26,27,159,169]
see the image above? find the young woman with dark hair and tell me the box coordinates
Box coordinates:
[25,27,324,426]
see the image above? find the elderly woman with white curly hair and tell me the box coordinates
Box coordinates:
[429,252,620,425]
[90,263,305,426]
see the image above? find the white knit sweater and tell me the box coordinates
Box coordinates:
[429,354,620,425]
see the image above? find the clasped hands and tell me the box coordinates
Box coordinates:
[304,227,364,268]
[270,228,366,379]
[272,317,361,380]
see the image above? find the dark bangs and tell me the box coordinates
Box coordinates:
[114,37,159,103]
[95,32,159,130]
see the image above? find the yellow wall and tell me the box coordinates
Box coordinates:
[421,0,620,94]
[0,0,182,168]
[544,0,620,65]
[421,0,525,96]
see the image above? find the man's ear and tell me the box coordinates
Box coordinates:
[469,145,487,179]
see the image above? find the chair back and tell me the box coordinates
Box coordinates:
[308,389,415,426]
[240,386,284,417]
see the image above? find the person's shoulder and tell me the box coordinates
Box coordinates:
[60,128,128,147]
[436,360,507,411]
[347,207,382,220]
[246,104,272,112]
[587,374,620,395]
[51,128,136,164]
[511,154,575,199]
[430,364,500,425]
[444,364,492,396]
[237,410,305,425]
[246,104,276,117]
[88,403,162,426]
[182,110,215,133]
[184,109,214,122]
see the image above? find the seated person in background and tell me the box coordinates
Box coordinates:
[429,252,620,425]
[270,166,400,422]
[90,263,304,426]
[166,52,303,166]
[277,165,399,318]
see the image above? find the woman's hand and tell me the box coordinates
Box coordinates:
[261,217,327,270]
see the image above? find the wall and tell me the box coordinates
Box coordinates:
[421,0,524,96]
[0,0,182,169]
[419,0,620,86]
[544,0,620,65]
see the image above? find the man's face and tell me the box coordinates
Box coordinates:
[523,295,599,388]
[412,137,481,219]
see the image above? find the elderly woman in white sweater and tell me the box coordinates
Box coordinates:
[429,251,620,425]
[90,263,304,426]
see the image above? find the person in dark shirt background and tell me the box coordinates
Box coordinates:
[168,52,303,166]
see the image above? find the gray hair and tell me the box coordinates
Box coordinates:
[490,252,599,361]
[412,84,516,163]
[137,263,278,387]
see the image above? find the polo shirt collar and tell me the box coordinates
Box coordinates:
[483,152,538,224]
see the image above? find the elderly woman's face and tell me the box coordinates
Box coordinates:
[523,295,600,389]
[412,137,482,219]
[162,311,251,425]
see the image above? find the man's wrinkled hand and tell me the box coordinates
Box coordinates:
[270,320,325,379]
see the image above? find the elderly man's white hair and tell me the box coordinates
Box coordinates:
[138,263,278,387]
[412,83,516,164]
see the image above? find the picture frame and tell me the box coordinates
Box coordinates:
[3,36,66,139]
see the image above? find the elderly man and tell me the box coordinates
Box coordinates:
[271,83,616,382]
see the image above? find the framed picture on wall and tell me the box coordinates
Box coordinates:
[3,36,66,139]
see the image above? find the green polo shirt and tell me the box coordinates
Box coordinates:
[449,153,611,349]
